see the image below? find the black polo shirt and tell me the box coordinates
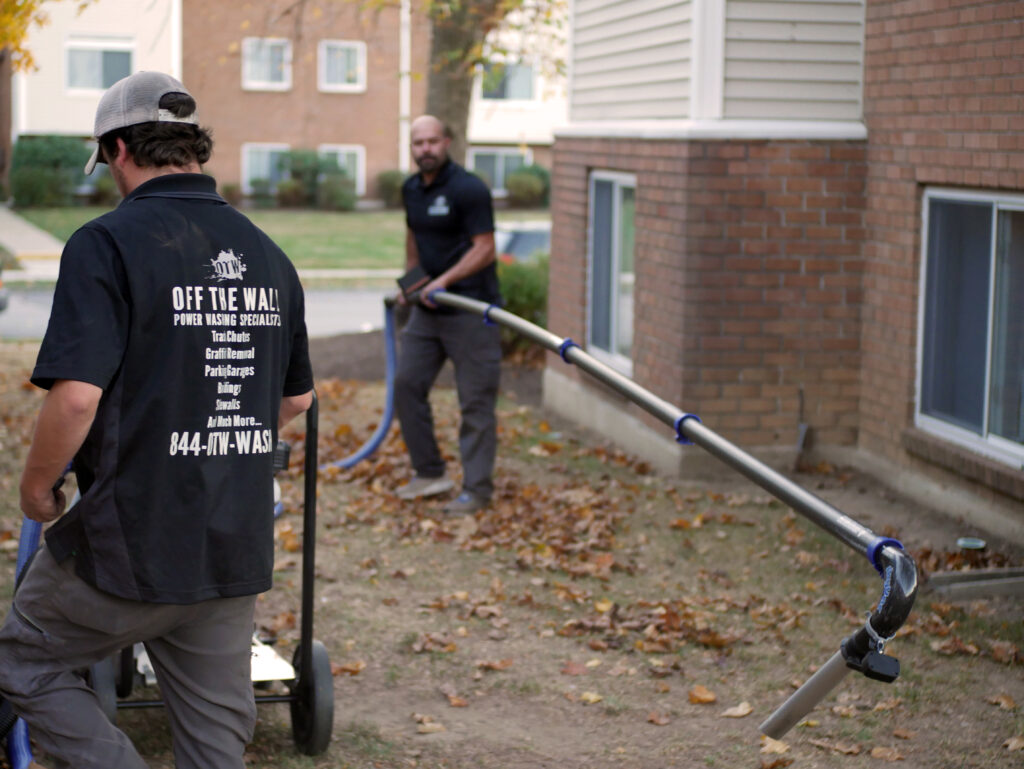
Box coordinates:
[402,160,500,304]
[34,173,313,604]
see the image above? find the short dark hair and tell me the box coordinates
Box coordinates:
[99,93,213,169]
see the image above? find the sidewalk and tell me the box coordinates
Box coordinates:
[0,206,64,267]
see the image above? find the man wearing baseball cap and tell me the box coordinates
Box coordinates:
[0,72,314,768]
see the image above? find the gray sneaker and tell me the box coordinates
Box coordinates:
[396,474,454,500]
[442,492,488,515]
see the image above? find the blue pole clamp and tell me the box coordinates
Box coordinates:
[674,413,702,445]
[558,338,580,363]
[427,289,442,306]
[483,304,498,326]
[866,536,904,575]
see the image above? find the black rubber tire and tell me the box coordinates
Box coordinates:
[290,640,334,756]
[86,656,118,724]
[115,646,136,698]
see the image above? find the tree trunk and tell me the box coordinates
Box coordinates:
[423,1,503,166]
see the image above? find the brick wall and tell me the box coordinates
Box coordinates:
[182,0,429,198]
[859,0,1024,460]
[549,137,866,447]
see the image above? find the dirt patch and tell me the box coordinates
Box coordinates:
[0,337,1021,769]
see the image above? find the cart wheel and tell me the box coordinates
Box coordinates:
[290,640,334,755]
[86,656,118,724]
[115,646,135,698]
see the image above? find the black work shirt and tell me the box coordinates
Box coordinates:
[34,173,313,604]
[402,160,500,304]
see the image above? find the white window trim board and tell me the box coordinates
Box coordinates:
[241,37,293,92]
[690,0,724,120]
[585,170,637,378]
[466,146,534,195]
[241,142,291,194]
[914,186,1024,469]
[317,39,368,93]
[64,37,135,94]
[317,143,367,196]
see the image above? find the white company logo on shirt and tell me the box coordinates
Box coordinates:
[428,195,450,216]
[208,249,247,281]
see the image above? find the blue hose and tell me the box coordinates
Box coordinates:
[321,301,398,471]
[6,517,42,769]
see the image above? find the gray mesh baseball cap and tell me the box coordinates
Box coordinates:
[84,71,199,175]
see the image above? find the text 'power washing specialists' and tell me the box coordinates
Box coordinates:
[168,249,280,458]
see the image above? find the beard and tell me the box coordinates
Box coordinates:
[414,153,442,173]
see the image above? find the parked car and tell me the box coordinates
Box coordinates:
[0,267,9,313]
[495,221,550,263]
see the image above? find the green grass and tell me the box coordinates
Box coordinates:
[16,206,550,271]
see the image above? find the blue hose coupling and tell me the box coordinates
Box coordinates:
[558,338,580,363]
[674,413,702,445]
[866,536,904,576]
[483,305,498,326]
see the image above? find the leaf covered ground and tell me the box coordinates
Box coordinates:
[0,341,1021,769]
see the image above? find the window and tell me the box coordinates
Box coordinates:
[66,39,133,91]
[242,38,292,91]
[587,172,636,374]
[467,147,530,195]
[318,40,367,93]
[481,62,534,100]
[317,144,366,196]
[918,189,1024,467]
[241,143,290,194]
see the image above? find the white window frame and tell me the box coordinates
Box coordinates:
[65,37,134,94]
[466,146,533,196]
[317,143,366,196]
[916,186,1024,469]
[241,37,292,92]
[317,39,367,93]
[240,142,291,195]
[478,60,537,103]
[586,170,636,376]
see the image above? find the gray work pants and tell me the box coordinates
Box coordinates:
[395,306,501,499]
[0,545,258,769]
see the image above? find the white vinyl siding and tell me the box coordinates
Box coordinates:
[572,0,692,121]
[723,0,864,120]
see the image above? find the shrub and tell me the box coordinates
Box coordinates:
[509,164,550,207]
[91,173,121,206]
[275,178,307,208]
[249,178,275,208]
[505,171,545,208]
[316,172,356,211]
[497,254,548,356]
[10,168,68,207]
[220,183,243,206]
[10,135,91,207]
[377,169,406,208]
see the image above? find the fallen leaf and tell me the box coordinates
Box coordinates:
[580,691,603,705]
[585,658,602,668]
[810,738,861,755]
[655,681,670,694]
[760,736,789,754]
[689,685,717,704]
[721,701,753,718]
[475,658,514,671]
[832,705,857,717]
[988,694,1018,711]
[560,661,588,676]
[870,746,904,761]
[873,697,902,712]
[594,598,614,613]
[416,722,446,734]
[1004,736,1024,751]
[989,640,1020,664]
[331,660,366,676]
[892,729,916,740]
[759,759,793,769]
[647,711,670,726]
